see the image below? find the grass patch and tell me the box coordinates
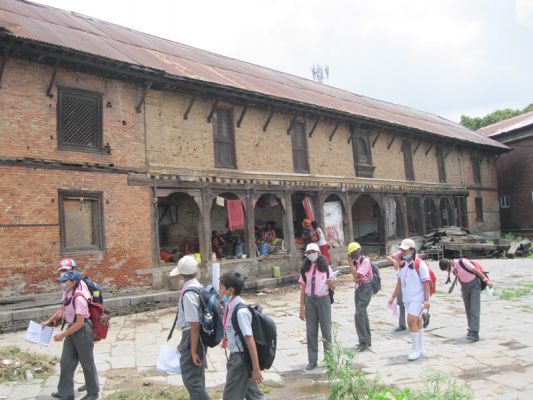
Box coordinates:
[0,346,58,383]
[498,287,533,300]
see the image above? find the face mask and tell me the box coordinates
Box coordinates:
[306,253,318,262]
[223,290,232,304]
[352,251,362,261]
[401,253,413,261]
[60,283,68,291]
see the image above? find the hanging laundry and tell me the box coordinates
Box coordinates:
[303,196,315,221]
[227,199,245,230]
[216,196,225,207]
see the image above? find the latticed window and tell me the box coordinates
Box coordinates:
[59,190,104,252]
[58,87,103,151]
[212,108,236,168]
[291,121,309,173]
[402,141,415,181]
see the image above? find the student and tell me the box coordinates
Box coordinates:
[169,256,210,400]
[299,243,335,370]
[49,270,99,400]
[312,220,331,264]
[347,242,373,352]
[387,239,430,361]
[219,272,264,400]
[439,257,493,342]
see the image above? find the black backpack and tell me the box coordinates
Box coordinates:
[231,303,277,371]
[82,276,103,304]
[167,285,223,348]
[369,262,381,295]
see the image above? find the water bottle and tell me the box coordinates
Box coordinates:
[486,286,494,296]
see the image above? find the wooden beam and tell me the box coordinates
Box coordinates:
[206,98,219,123]
[46,60,60,97]
[183,94,197,120]
[236,104,248,128]
[135,80,153,113]
[347,124,355,144]
[425,142,434,156]
[308,117,320,137]
[0,47,9,89]
[413,139,422,154]
[444,145,453,158]
[371,131,381,148]
[263,110,274,132]
[286,112,298,135]
[387,133,396,150]
[328,120,341,141]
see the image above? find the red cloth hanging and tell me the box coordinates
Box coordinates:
[227,199,245,230]
[303,196,314,221]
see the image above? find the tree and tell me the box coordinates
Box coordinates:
[460,104,533,130]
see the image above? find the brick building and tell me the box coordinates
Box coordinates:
[0,0,508,299]
[478,111,533,234]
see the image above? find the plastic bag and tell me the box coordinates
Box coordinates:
[156,345,181,374]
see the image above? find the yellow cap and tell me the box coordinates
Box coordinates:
[347,242,361,254]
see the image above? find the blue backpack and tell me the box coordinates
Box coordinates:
[82,276,103,304]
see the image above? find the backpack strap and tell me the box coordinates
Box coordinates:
[413,257,422,280]
[458,259,487,279]
[167,287,202,342]
[230,303,253,376]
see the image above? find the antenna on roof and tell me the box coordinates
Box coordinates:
[311,64,329,83]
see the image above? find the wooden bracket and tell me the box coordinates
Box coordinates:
[263,110,274,132]
[135,80,153,113]
[387,134,396,150]
[424,143,434,156]
[46,60,60,97]
[347,124,355,144]
[0,47,9,89]
[328,121,340,141]
[183,94,197,120]
[236,104,248,128]
[286,112,298,135]
[308,117,320,137]
[444,145,453,158]
[371,131,381,147]
[413,139,422,154]
[206,98,219,123]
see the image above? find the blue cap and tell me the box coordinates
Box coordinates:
[56,270,82,283]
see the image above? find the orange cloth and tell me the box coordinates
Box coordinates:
[227,199,245,230]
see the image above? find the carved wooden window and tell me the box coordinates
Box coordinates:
[436,147,447,183]
[475,197,483,222]
[58,87,103,151]
[402,141,415,181]
[59,190,104,252]
[406,197,423,236]
[471,157,481,185]
[291,121,309,173]
[212,108,236,169]
[352,129,375,178]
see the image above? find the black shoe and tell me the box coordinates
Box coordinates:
[356,344,369,352]
[467,332,479,342]
[423,312,430,328]
[51,395,74,400]
[80,395,99,400]
[305,362,317,371]
[394,326,406,332]
[78,384,87,392]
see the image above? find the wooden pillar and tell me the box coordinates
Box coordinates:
[245,189,256,261]
[200,187,212,266]
[150,179,160,278]
[284,190,296,256]
[345,191,354,243]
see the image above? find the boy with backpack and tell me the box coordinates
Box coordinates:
[387,239,431,361]
[169,256,211,400]
[219,272,264,400]
[439,257,493,342]
[347,242,373,352]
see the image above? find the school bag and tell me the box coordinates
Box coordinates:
[369,262,381,295]
[72,291,111,341]
[231,303,277,371]
[167,284,223,348]
[300,260,335,304]
[402,257,437,296]
[82,276,103,304]
[458,259,489,291]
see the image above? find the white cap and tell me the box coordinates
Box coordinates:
[305,243,320,253]
[399,238,416,250]
[170,255,198,276]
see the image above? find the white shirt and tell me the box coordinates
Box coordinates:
[315,227,327,246]
[224,296,253,353]
[177,279,202,330]
[399,259,430,304]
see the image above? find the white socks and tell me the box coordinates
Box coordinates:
[418,329,425,356]
[408,332,421,361]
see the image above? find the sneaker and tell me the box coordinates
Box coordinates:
[394,326,407,332]
[422,312,430,328]
[407,351,421,361]
[78,385,87,392]
[305,362,317,371]
[356,344,369,352]
[467,332,479,342]
[80,395,99,400]
[466,329,473,337]
[51,395,74,400]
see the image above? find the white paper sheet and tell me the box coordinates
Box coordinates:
[211,262,220,291]
[387,302,400,318]
[25,320,55,346]
[156,345,181,374]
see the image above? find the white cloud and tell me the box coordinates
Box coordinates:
[516,0,533,26]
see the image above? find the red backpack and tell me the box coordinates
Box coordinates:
[401,257,437,296]
[73,292,111,341]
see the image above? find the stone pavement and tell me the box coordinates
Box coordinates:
[1,258,533,399]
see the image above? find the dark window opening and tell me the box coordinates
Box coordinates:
[437,147,447,183]
[353,132,375,178]
[472,157,481,185]
[402,141,415,181]
[475,197,483,222]
[58,87,103,151]
[213,108,236,168]
[291,121,309,173]
[406,197,423,236]
[59,190,104,252]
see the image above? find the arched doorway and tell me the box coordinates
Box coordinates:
[210,192,248,260]
[424,198,439,233]
[439,198,454,227]
[323,194,347,248]
[157,192,200,263]
[254,193,286,254]
[352,195,384,255]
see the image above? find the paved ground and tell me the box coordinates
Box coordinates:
[1,258,532,399]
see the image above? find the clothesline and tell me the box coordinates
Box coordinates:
[208,192,251,201]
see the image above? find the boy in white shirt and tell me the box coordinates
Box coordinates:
[388,239,431,361]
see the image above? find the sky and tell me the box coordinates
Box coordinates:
[29,0,533,123]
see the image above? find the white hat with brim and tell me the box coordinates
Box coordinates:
[170,255,198,276]
[305,243,320,253]
[399,238,416,250]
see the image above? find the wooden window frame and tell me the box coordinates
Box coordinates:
[291,121,310,173]
[57,86,103,152]
[212,107,237,169]
[471,157,482,185]
[352,129,375,178]
[406,196,423,236]
[499,194,510,209]
[58,190,105,253]
[402,141,415,181]
[436,146,447,183]
[475,197,483,222]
